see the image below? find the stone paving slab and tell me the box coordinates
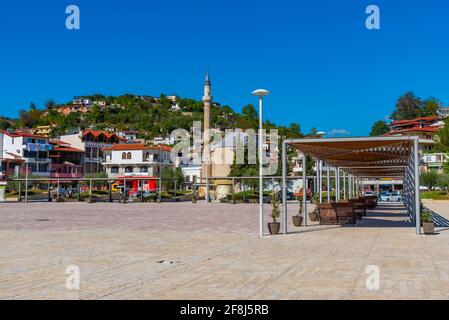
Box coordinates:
[0,201,448,299]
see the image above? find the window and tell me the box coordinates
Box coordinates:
[145,152,150,160]
[127,152,132,159]
[122,152,127,159]
[38,163,48,172]
[111,166,119,173]
[125,166,133,173]
[139,166,148,173]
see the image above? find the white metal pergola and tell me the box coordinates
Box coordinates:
[280,136,421,235]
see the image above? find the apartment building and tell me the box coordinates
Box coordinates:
[102,144,173,179]
[0,130,52,177]
[60,129,125,174]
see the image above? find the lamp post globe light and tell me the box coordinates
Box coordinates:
[252,89,270,238]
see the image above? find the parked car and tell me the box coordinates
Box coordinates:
[378,191,390,202]
[379,191,402,202]
[388,191,402,202]
[363,190,376,197]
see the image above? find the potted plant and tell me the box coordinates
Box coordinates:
[421,208,434,235]
[268,191,281,235]
[309,208,319,222]
[292,197,304,227]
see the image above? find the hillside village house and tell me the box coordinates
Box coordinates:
[385,116,442,152]
[421,153,448,174]
[102,144,173,193]
[57,96,95,116]
[60,129,125,174]
[49,140,84,179]
[0,130,52,178]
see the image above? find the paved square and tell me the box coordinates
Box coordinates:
[1,201,448,299]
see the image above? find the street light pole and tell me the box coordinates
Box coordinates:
[252,89,270,238]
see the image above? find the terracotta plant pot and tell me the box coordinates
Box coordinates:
[309,210,319,222]
[292,215,303,227]
[423,222,435,235]
[268,222,280,235]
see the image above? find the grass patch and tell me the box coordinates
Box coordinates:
[421,191,449,200]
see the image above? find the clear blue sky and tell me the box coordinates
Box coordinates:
[1,0,448,136]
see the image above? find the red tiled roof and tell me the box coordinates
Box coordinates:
[102,144,172,152]
[390,116,439,125]
[53,147,84,153]
[385,126,440,135]
[0,130,49,139]
[82,129,126,141]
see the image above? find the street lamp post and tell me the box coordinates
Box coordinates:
[252,89,270,238]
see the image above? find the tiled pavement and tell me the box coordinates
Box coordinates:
[0,201,448,299]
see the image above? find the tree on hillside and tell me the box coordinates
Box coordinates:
[433,117,449,153]
[370,120,390,136]
[0,118,10,130]
[392,92,422,120]
[241,104,258,121]
[422,97,442,117]
[45,99,57,110]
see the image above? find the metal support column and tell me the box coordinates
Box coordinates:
[24,163,29,203]
[327,164,330,203]
[282,142,287,234]
[336,168,340,201]
[343,171,346,200]
[348,175,352,199]
[413,138,421,235]
[302,153,307,226]
[319,160,323,203]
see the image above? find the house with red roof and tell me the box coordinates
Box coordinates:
[0,130,52,178]
[49,140,84,179]
[385,116,443,152]
[59,129,125,174]
[101,144,173,193]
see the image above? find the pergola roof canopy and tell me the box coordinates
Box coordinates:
[286,136,418,178]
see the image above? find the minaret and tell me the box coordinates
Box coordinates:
[202,71,212,181]
[203,71,212,135]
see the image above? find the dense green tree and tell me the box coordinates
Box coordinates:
[370,120,390,136]
[161,167,184,189]
[422,97,441,117]
[434,117,449,153]
[241,104,258,121]
[45,99,57,110]
[420,171,439,190]
[437,174,449,193]
[392,92,422,120]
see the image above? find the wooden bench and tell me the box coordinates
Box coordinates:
[349,199,367,218]
[364,196,378,209]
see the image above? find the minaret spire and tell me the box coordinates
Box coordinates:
[202,70,213,192]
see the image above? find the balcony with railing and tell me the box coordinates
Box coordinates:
[50,163,84,179]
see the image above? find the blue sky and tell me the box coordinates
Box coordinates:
[1,0,449,136]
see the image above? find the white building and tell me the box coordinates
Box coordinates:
[102,144,173,178]
[73,96,93,106]
[60,129,125,174]
[0,130,52,177]
[421,153,448,174]
[438,107,449,119]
